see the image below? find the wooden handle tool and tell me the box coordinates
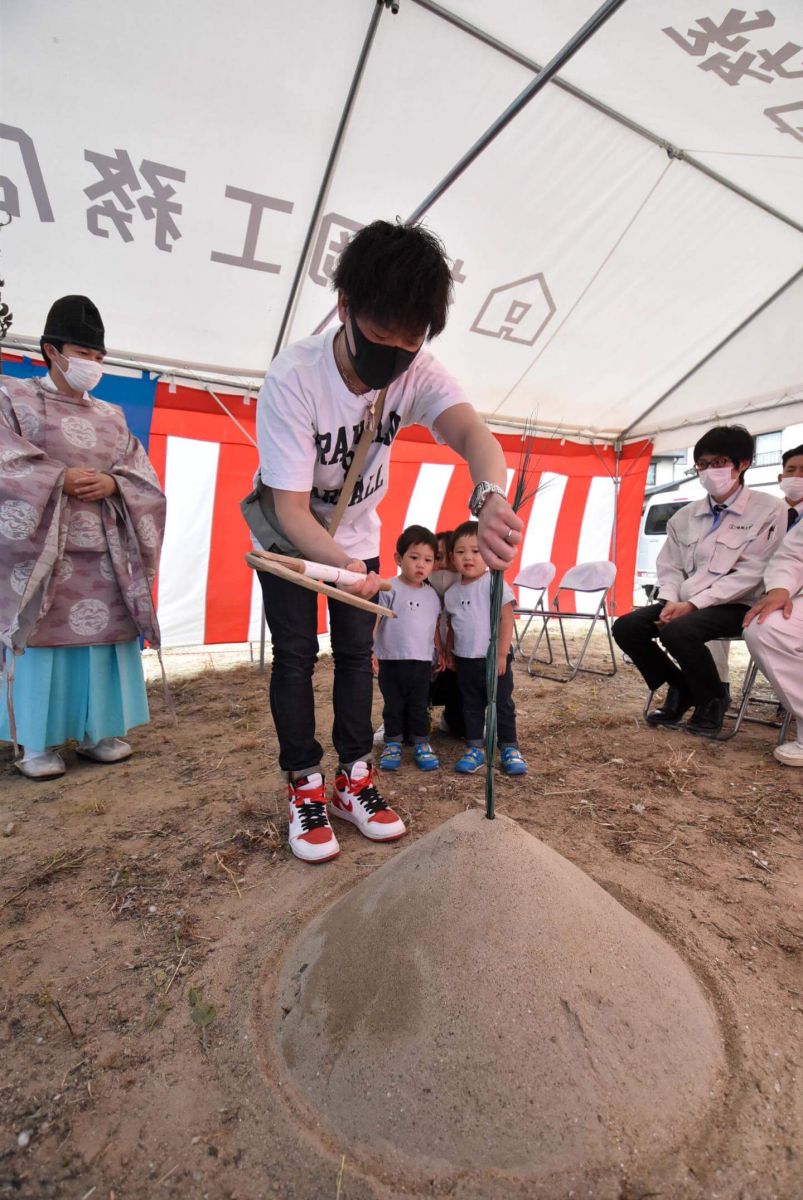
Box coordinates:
[245,554,395,618]
[247,548,392,591]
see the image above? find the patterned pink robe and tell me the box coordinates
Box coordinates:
[0,376,165,655]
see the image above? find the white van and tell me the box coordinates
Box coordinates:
[634,488,699,604]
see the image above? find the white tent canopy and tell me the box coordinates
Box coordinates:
[3,0,803,444]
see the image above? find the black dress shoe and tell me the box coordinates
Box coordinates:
[645,685,693,727]
[685,694,729,738]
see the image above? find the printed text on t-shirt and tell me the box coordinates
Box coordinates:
[314,410,402,472]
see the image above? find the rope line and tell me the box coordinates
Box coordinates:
[205,385,259,450]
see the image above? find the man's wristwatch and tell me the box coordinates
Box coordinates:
[468,481,506,516]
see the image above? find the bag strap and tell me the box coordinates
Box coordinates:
[327,388,387,536]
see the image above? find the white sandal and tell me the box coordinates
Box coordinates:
[77,737,132,764]
[16,750,66,780]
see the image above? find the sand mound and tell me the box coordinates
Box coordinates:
[276,810,725,1183]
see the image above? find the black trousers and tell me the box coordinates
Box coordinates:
[430,666,465,736]
[612,601,749,705]
[259,557,378,774]
[378,660,432,742]
[454,652,518,745]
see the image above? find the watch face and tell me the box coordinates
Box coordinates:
[470,483,500,514]
[469,484,485,514]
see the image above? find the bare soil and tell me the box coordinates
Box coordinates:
[1,637,801,1200]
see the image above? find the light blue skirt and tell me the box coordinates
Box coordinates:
[0,641,149,752]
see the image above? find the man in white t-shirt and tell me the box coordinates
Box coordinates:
[253,220,523,864]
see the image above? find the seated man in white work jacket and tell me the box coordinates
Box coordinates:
[743,517,803,767]
[613,425,786,738]
[777,442,803,533]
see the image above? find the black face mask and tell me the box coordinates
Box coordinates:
[344,313,422,390]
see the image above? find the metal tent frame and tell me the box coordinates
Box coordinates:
[259,0,630,667]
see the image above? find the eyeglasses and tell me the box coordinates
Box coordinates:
[695,457,732,471]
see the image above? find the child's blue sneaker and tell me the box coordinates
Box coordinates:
[454,746,485,774]
[413,742,439,771]
[379,741,402,771]
[500,746,528,776]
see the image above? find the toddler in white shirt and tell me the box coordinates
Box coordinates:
[444,521,527,776]
[375,525,442,771]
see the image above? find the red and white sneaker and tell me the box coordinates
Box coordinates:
[330,761,406,842]
[287,773,340,864]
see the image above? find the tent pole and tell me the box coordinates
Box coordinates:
[608,438,655,615]
[619,265,803,440]
[589,441,621,615]
[404,0,628,224]
[313,0,628,335]
[643,390,803,442]
[260,0,387,673]
[256,0,386,674]
[410,0,803,237]
[272,1,386,359]
[611,440,622,617]
[0,212,13,375]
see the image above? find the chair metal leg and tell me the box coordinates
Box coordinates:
[561,603,617,681]
[515,595,550,662]
[527,614,554,672]
[514,610,538,657]
[562,612,597,681]
[716,658,758,741]
[601,610,618,676]
[513,613,530,657]
[712,655,796,743]
[537,618,554,665]
[557,617,572,671]
[528,598,616,681]
[643,688,656,720]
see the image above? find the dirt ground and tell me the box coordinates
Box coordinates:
[1,634,801,1200]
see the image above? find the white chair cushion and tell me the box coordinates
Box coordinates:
[559,560,617,591]
[513,561,556,590]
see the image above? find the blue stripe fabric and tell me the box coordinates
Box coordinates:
[0,358,157,449]
[0,641,149,751]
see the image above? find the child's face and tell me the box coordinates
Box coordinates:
[435,539,449,570]
[451,534,486,580]
[396,542,436,585]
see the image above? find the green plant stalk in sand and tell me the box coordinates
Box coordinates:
[484,424,543,819]
[484,568,505,818]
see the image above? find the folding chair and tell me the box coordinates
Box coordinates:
[718,651,791,743]
[642,640,791,743]
[512,562,556,663]
[527,561,617,682]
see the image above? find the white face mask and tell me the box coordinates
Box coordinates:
[698,466,736,498]
[779,476,803,504]
[55,350,104,392]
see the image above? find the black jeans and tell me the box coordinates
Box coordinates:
[454,652,518,746]
[612,601,749,706]
[378,660,432,742]
[259,557,378,773]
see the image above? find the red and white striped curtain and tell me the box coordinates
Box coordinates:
[148,383,651,645]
